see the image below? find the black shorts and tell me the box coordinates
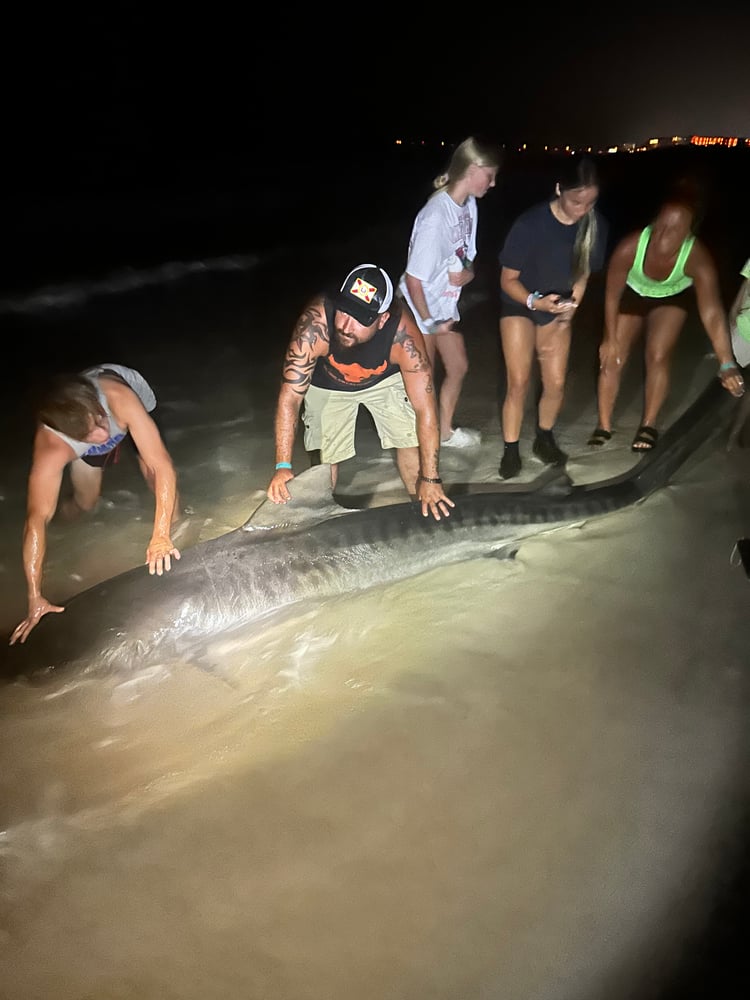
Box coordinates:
[81,443,126,468]
[619,284,693,316]
[500,298,559,327]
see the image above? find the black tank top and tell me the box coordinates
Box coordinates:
[311,298,402,392]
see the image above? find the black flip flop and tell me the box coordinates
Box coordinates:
[631,425,659,451]
[588,427,612,447]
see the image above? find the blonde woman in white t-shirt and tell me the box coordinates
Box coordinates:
[399,136,502,448]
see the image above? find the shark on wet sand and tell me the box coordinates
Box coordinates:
[0,377,736,681]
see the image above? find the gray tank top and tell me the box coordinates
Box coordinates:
[45,364,157,459]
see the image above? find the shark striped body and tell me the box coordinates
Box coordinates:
[0,378,733,680]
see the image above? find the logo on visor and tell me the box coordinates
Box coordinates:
[350,277,377,305]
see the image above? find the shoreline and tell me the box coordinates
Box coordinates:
[6,145,749,296]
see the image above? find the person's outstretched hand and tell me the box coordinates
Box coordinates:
[719,364,745,399]
[598,338,622,375]
[146,535,181,576]
[10,595,65,645]
[416,479,455,521]
[267,468,295,504]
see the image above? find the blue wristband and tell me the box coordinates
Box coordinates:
[275,462,292,470]
[719,362,737,372]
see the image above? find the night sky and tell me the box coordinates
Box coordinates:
[377,10,750,148]
[5,7,749,189]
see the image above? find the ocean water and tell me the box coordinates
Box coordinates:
[7,143,748,316]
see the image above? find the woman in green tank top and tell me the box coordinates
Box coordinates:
[587,198,744,452]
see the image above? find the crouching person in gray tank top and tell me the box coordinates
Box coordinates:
[9,363,182,646]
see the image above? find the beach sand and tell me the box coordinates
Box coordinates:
[0,154,749,999]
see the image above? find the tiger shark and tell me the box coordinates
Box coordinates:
[0,377,735,681]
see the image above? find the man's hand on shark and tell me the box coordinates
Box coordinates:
[417,479,455,521]
[146,536,181,576]
[267,468,296,504]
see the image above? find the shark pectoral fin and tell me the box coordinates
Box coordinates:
[485,542,520,561]
[241,464,360,532]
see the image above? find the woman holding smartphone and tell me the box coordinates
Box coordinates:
[498,155,608,479]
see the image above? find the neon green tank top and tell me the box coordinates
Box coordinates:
[625,225,695,298]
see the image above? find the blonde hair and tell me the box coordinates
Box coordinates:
[432,136,503,193]
[557,155,601,282]
[572,210,598,284]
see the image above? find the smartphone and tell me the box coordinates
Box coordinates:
[547,289,575,307]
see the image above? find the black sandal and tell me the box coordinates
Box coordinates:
[631,425,659,452]
[588,427,612,447]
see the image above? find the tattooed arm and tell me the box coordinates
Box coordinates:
[266,298,329,503]
[391,309,454,519]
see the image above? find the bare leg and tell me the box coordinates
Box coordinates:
[593,313,645,432]
[536,319,572,430]
[63,460,104,519]
[500,316,536,442]
[308,450,339,491]
[395,446,420,497]
[640,306,686,428]
[423,334,438,371]
[434,329,470,440]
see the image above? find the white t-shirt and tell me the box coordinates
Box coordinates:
[399,190,478,333]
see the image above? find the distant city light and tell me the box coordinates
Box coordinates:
[691,135,740,147]
[392,134,749,154]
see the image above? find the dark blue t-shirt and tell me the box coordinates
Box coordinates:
[499,201,608,303]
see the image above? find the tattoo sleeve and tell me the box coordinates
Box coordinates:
[282,305,329,395]
[394,322,431,373]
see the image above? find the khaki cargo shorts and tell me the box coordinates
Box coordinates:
[302,372,418,464]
